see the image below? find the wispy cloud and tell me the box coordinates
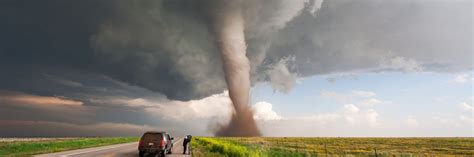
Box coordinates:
[359,98,383,107]
[254,102,379,127]
[404,116,419,127]
[42,74,84,88]
[460,102,474,112]
[0,91,83,106]
[351,90,376,97]
[320,90,373,103]
[459,115,474,124]
[378,56,423,73]
[320,90,384,107]
[449,74,470,84]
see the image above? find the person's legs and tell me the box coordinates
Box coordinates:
[183,142,187,154]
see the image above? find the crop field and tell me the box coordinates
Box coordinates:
[0,137,138,156]
[191,137,474,157]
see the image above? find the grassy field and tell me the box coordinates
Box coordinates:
[0,137,139,156]
[191,137,474,157]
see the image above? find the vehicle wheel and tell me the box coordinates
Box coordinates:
[162,151,167,157]
[139,151,145,157]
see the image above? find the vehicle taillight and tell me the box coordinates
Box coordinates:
[160,139,165,147]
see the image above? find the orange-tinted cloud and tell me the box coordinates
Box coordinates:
[0,91,83,106]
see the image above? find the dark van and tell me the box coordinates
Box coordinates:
[138,131,173,157]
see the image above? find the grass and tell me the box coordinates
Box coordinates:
[191,137,474,157]
[0,137,139,156]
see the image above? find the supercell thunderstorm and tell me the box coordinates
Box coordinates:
[0,0,471,136]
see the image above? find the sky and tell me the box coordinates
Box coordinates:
[0,0,472,137]
[251,71,473,136]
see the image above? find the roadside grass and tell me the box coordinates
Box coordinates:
[191,137,474,157]
[0,137,139,157]
[191,137,263,157]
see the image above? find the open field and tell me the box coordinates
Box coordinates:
[191,137,474,157]
[0,137,139,156]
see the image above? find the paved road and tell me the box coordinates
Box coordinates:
[35,137,191,157]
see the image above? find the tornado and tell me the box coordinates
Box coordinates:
[212,1,261,137]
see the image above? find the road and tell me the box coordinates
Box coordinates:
[35,137,191,157]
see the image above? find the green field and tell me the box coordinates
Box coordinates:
[191,137,474,157]
[0,137,139,156]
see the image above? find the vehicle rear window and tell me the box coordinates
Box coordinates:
[141,133,163,142]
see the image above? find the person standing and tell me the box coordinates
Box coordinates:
[183,135,192,154]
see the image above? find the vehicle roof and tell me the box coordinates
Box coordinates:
[144,131,167,134]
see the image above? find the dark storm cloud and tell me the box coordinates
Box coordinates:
[0,0,110,67]
[1,0,471,101]
[265,0,472,77]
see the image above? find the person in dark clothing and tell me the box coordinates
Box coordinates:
[183,135,192,154]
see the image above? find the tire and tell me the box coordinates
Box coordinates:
[161,151,167,157]
[139,151,145,157]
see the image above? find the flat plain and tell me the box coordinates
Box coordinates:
[191,137,474,157]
